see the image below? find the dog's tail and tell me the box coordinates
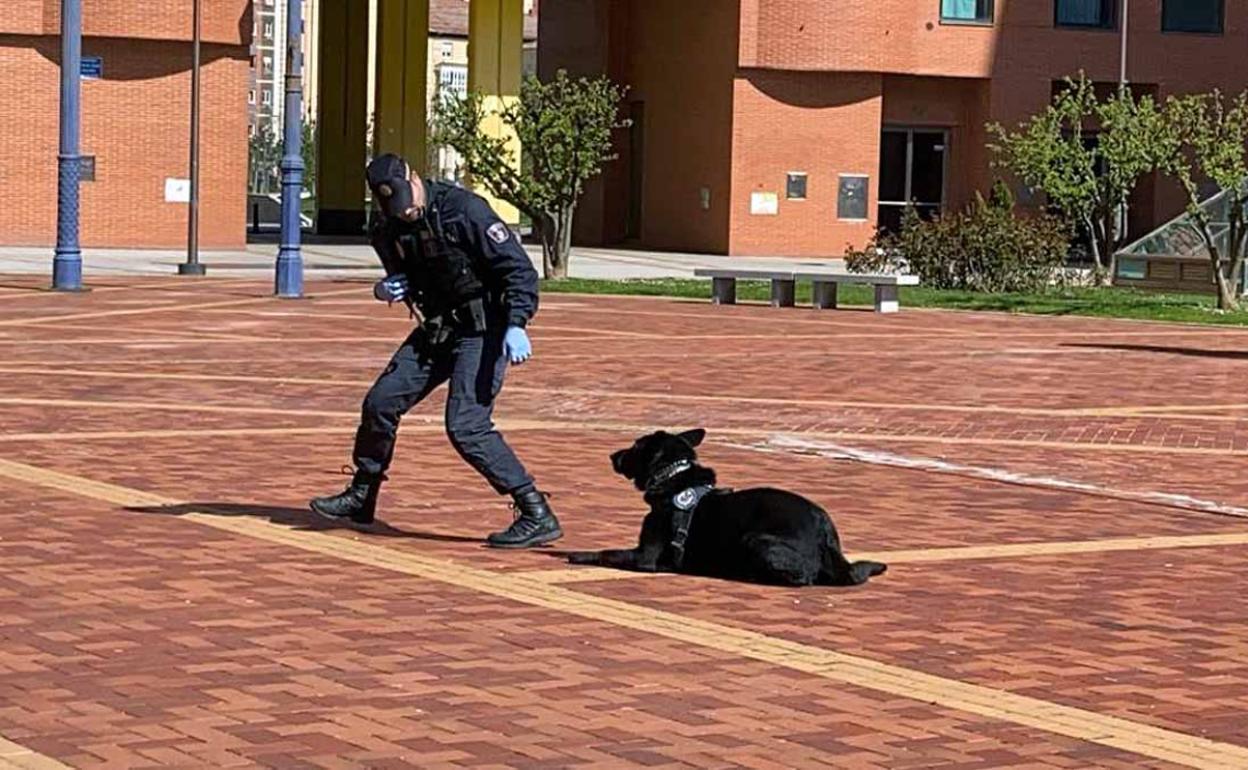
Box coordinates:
[820,541,887,586]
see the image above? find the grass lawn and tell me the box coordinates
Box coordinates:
[539,277,1248,327]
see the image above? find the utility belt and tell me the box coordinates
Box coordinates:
[420,296,488,346]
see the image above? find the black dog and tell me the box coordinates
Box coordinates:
[566,429,887,587]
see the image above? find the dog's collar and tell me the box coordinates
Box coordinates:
[645,459,694,493]
[668,483,714,569]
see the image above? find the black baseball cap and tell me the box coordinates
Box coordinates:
[366,153,415,219]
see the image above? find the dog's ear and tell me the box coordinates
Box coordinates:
[677,428,706,448]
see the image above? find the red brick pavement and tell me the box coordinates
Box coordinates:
[2,277,1248,768]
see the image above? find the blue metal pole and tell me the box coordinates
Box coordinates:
[275,0,305,298]
[53,0,84,291]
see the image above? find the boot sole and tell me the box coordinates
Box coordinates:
[487,528,563,549]
[309,502,375,528]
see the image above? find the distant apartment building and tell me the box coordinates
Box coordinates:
[541,0,1248,257]
[427,0,539,179]
[249,0,319,137]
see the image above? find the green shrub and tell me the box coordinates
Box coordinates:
[846,183,1071,293]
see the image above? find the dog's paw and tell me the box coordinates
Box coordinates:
[566,552,598,565]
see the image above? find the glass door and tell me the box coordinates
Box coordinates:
[877,128,947,233]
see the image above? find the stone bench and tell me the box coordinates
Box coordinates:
[694,268,920,313]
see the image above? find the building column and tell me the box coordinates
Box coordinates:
[316,0,370,234]
[374,0,430,169]
[469,0,524,224]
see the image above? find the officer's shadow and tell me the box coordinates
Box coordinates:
[124,502,486,544]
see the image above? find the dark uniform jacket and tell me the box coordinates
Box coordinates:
[369,180,539,329]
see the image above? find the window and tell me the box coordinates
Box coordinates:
[437,64,469,99]
[261,89,273,106]
[248,89,256,105]
[1055,0,1114,28]
[440,40,454,59]
[1163,0,1224,33]
[786,173,807,201]
[263,21,274,39]
[262,55,273,77]
[940,0,993,24]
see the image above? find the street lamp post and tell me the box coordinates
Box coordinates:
[53,0,84,291]
[275,0,305,298]
[1117,0,1131,243]
[179,0,207,276]
[1119,0,1130,95]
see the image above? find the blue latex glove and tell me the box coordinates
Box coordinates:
[373,275,409,304]
[503,326,532,365]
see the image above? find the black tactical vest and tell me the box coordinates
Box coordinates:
[395,206,485,317]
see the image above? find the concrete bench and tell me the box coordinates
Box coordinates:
[694,268,919,313]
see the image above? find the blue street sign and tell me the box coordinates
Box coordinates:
[80,56,102,79]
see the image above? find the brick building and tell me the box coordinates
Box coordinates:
[541,0,1248,257]
[0,0,253,249]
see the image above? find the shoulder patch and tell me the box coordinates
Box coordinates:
[487,221,512,245]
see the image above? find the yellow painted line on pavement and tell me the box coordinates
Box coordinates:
[1085,402,1248,416]
[0,457,1245,769]
[0,735,70,770]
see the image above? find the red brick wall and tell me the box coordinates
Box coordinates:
[1,0,47,35]
[729,71,882,257]
[0,1,251,249]
[16,0,253,44]
[741,0,999,77]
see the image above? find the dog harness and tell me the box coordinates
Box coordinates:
[648,459,718,566]
[668,483,714,568]
[647,459,717,569]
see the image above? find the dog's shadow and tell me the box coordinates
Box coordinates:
[125,502,485,544]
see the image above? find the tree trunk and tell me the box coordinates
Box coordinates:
[1214,267,1239,311]
[538,213,559,280]
[1086,212,1113,286]
[557,205,575,278]
[1101,209,1118,287]
[1204,241,1238,311]
[539,205,575,280]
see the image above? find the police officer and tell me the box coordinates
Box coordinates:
[310,153,562,549]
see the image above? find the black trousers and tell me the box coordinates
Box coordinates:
[352,325,534,494]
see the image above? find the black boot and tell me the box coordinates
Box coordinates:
[487,489,562,549]
[310,471,380,526]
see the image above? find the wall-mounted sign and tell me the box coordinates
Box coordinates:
[79,156,95,182]
[838,175,869,221]
[786,172,807,200]
[750,191,778,216]
[165,178,191,203]
[81,56,103,79]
